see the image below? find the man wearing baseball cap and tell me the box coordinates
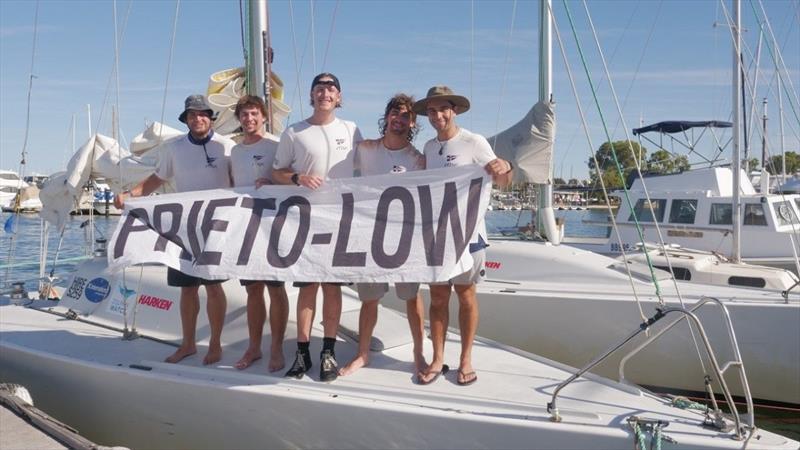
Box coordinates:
[272,72,362,382]
[115,94,235,366]
[413,85,513,386]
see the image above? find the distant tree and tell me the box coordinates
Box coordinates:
[646,149,690,174]
[554,177,566,186]
[588,140,647,190]
[766,152,800,174]
[568,178,580,186]
[744,157,760,172]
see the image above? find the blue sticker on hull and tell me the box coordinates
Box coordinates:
[85,278,111,303]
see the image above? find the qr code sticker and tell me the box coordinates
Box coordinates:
[66,277,88,299]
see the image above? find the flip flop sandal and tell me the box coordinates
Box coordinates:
[416,364,450,385]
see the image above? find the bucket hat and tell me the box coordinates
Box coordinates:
[412,86,470,116]
[179,95,216,123]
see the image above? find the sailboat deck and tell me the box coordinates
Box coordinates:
[1,293,797,449]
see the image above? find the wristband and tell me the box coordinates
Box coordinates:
[291,173,300,186]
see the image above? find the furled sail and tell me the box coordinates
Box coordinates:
[206,67,290,135]
[39,126,178,230]
[487,99,555,184]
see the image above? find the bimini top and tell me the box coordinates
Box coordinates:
[633,120,732,135]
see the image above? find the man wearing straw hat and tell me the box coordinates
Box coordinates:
[115,94,235,366]
[413,86,513,386]
[229,95,290,372]
[272,73,362,382]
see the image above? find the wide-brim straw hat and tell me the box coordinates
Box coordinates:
[412,85,470,116]
[179,94,216,123]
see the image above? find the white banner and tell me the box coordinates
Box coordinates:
[108,165,491,282]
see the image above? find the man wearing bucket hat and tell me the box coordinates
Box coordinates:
[272,73,362,382]
[413,85,513,386]
[115,94,235,366]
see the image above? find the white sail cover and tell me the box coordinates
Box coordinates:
[39,129,176,230]
[487,100,555,184]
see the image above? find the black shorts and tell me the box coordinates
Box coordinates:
[240,280,286,287]
[167,267,225,287]
[293,282,349,288]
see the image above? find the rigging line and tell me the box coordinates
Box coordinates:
[158,0,181,134]
[239,0,247,64]
[491,0,518,143]
[754,0,800,107]
[93,0,133,138]
[470,0,474,130]
[287,0,305,118]
[310,0,317,73]
[582,0,693,306]
[6,0,40,285]
[548,1,647,322]
[18,0,40,171]
[113,0,124,190]
[564,0,664,300]
[610,0,664,138]
[750,0,800,125]
[320,0,340,71]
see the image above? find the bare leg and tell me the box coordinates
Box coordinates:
[339,299,378,376]
[266,284,289,372]
[454,283,478,384]
[320,283,342,339]
[418,285,450,383]
[296,284,320,342]
[405,294,428,374]
[235,283,265,370]
[165,286,200,363]
[203,283,227,365]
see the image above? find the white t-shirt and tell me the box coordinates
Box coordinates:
[422,127,495,273]
[155,132,234,192]
[230,136,279,187]
[356,139,424,176]
[272,117,362,179]
[422,127,496,170]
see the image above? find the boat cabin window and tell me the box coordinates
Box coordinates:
[668,199,697,224]
[629,199,666,222]
[775,201,799,226]
[709,203,732,225]
[0,173,21,181]
[728,276,766,288]
[743,204,768,226]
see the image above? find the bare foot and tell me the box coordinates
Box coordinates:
[165,346,196,364]
[203,346,222,365]
[339,354,369,376]
[268,349,285,372]
[414,354,429,375]
[234,349,262,370]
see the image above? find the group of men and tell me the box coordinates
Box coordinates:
[116,72,513,386]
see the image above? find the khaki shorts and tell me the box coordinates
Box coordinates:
[356,283,420,302]
[431,249,486,286]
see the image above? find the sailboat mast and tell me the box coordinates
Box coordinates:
[536,0,560,244]
[732,0,742,263]
[247,0,272,125]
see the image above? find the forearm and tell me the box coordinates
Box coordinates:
[271,168,295,185]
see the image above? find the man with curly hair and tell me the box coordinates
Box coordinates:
[338,93,429,378]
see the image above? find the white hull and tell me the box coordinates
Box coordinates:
[1,258,796,449]
[387,240,800,405]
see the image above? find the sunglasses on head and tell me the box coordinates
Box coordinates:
[314,80,338,89]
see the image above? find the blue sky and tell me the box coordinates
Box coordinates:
[1,0,798,180]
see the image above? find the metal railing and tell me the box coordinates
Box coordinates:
[547,296,753,441]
